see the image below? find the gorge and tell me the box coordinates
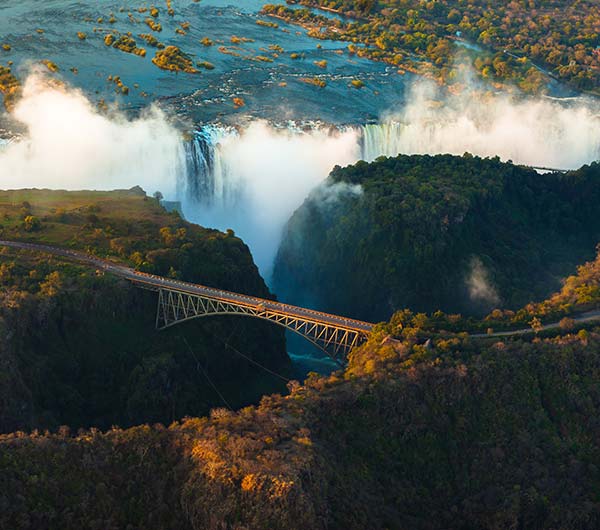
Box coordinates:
[2,0,600,527]
[1,75,599,278]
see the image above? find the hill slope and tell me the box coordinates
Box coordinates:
[0,188,289,433]
[2,305,600,529]
[4,184,600,530]
[273,154,600,321]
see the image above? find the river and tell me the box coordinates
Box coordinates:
[0,0,418,126]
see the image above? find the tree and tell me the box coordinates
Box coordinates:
[530,317,543,334]
[559,317,576,331]
[167,266,180,279]
[153,191,164,204]
[23,215,41,232]
[39,271,62,297]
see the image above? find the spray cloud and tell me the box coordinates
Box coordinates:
[466,257,500,309]
[312,181,363,207]
[1,72,599,279]
[0,73,184,195]
[183,121,360,276]
[375,81,600,169]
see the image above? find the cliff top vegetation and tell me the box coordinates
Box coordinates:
[0,188,260,284]
[273,154,600,321]
[0,187,288,435]
[2,284,600,529]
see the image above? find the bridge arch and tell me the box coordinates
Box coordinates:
[0,240,372,361]
[155,288,366,361]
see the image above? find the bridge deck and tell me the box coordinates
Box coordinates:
[0,240,374,333]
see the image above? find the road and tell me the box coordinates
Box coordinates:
[0,240,375,333]
[4,239,598,339]
[472,310,600,338]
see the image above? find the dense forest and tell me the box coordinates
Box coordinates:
[273,154,600,321]
[263,0,600,93]
[0,189,290,433]
[381,243,600,336]
[3,294,600,529]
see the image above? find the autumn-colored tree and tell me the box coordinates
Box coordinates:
[23,215,41,232]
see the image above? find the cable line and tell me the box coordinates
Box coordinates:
[213,320,291,384]
[181,335,233,410]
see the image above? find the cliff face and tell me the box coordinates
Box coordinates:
[0,268,288,433]
[4,187,600,530]
[0,189,289,433]
[176,327,600,530]
[273,155,600,321]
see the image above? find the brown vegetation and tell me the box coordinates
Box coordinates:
[299,76,326,87]
[139,33,165,48]
[0,65,21,111]
[2,305,600,529]
[145,18,162,32]
[41,59,59,72]
[109,34,147,57]
[261,1,600,94]
[152,46,198,73]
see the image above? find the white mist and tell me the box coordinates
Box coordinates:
[0,74,184,196]
[1,74,599,279]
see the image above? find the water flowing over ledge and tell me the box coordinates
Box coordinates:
[178,112,600,276]
[1,75,598,277]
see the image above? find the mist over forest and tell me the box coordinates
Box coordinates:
[1,72,598,275]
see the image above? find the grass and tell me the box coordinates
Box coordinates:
[0,188,174,255]
[0,188,260,291]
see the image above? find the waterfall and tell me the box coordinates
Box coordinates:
[176,121,409,275]
[176,120,432,269]
[180,122,407,209]
[177,121,360,275]
[182,125,241,207]
[358,122,405,161]
[177,111,599,275]
[178,113,599,212]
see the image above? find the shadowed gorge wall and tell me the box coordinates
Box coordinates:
[0,189,289,433]
[3,310,600,529]
[273,155,600,321]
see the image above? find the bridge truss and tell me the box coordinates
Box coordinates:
[155,288,366,361]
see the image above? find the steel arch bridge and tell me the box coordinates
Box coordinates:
[0,240,374,361]
[152,288,369,361]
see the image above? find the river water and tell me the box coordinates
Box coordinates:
[0,0,418,125]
